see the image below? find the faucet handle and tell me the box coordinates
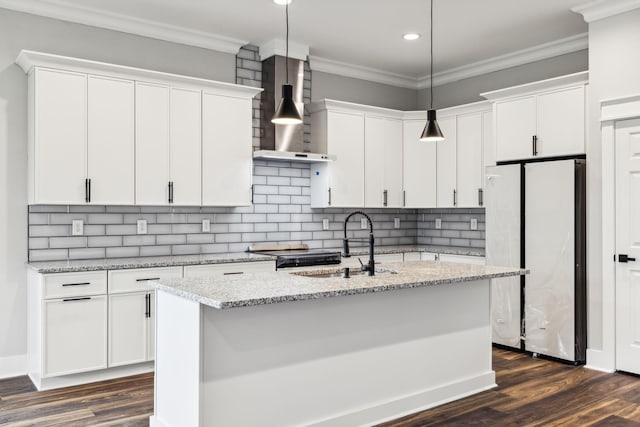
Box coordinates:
[357,257,367,271]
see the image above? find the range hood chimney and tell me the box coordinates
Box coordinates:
[255,55,333,162]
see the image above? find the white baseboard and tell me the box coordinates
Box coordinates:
[0,354,27,379]
[585,348,616,373]
[149,415,169,427]
[30,362,154,391]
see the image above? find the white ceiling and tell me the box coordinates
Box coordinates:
[1,0,589,86]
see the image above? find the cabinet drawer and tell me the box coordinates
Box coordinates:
[43,271,107,300]
[108,267,183,294]
[183,261,274,277]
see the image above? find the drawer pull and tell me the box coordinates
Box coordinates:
[63,297,91,302]
[145,294,150,318]
[223,272,244,275]
[136,277,161,282]
[61,282,91,287]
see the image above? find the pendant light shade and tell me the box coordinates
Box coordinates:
[420,109,445,142]
[271,3,303,125]
[420,0,444,142]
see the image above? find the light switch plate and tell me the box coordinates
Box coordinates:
[394,217,400,229]
[72,219,83,236]
[360,218,368,229]
[470,218,478,230]
[202,219,211,233]
[322,218,329,230]
[435,218,442,229]
[137,219,147,235]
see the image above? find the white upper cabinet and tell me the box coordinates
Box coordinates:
[30,68,87,204]
[365,116,403,208]
[457,113,484,207]
[482,72,588,162]
[403,118,437,208]
[202,92,253,206]
[436,116,457,208]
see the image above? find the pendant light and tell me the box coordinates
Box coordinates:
[271,1,303,125]
[420,0,445,142]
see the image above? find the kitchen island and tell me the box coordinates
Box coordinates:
[148,261,525,427]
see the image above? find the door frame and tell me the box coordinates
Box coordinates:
[597,94,640,372]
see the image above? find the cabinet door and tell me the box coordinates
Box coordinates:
[483,111,495,168]
[403,119,437,208]
[148,292,156,361]
[495,96,536,162]
[457,113,484,207]
[202,93,252,206]
[170,88,202,205]
[108,292,148,367]
[327,111,365,207]
[136,82,170,205]
[365,117,402,207]
[87,75,135,204]
[537,86,585,157]
[43,295,107,377]
[436,116,457,207]
[33,68,87,204]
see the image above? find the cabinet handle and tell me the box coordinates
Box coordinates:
[62,282,91,287]
[532,135,538,156]
[145,293,150,318]
[223,272,244,275]
[251,184,254,204]
[168,182,174,204]
[63,297,91,302]
[85,178,91,203]
[453,189,457,207]
[383,190,388,207]
[478,188,484,206]
[403,190,406,207]
[328,188,332,206]
[136,277,160,282]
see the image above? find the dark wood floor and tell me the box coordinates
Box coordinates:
[0,348,639,426]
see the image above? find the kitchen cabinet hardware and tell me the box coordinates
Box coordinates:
[478,188,484,206]
[328,188,332,206]
[383,190,388,207]
[135,277,160,282]
[532,135,538,156]
[618,254,636,263]
[145,294,150,318]
[168,182,174,204]
[453,189,457,206]
[223,272,244,275]
[62,282,91,287]
[62,297,92,302]
[403,190,406,207]
[251,184,254,204]
[85,178,91,203]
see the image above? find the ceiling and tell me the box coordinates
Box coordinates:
[1,0,589,86]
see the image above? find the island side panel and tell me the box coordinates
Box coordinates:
[200,279,494,427]
[152,291,202,427]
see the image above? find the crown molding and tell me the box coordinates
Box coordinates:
[259,39,309,61]
[572,0,640,22]
[0,0,247,54]
[417,33,589,89]
[308,56,418,89]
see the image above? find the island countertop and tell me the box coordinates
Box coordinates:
[148,260,526,309]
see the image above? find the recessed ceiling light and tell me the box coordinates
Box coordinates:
[273,0,293,4]
[403,33,421,41]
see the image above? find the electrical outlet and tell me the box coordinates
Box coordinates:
[202,219,211,233]
[470,218,478,230]
[322,218,329,230]
[435,218,442,229]
[72,219,84,236]
[394,217,400,229]
[137,219,147,235]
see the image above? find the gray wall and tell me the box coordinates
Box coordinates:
[0,7,235,364]
[420,50,589,109]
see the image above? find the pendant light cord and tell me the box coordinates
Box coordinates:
[285,3,290,84]
[430,0,434,110]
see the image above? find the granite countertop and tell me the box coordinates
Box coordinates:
[149,261,525,309]
[27,245,485,273]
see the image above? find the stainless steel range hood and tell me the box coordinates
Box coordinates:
[255,55,334,163]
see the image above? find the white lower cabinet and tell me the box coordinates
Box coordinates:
[184,261,275,277]
[439,254,486,265]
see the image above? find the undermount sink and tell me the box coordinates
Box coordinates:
[292,267,398,279]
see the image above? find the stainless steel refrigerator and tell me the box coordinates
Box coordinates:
[485,159,586,363]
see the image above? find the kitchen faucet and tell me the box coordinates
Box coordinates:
[343,211,375,276]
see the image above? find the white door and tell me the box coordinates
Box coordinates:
[457,113,484,207]
[403,119,437,208]
[615,118,640,375]
[485,165,521,348]
[202,93,253,206]
[537,87,585,158]
[382,119,403,208]
[33,68,87,204]
[327,111,365,207]
[495,96,536,162]
[524,160,576,361]
[87,75,135,204]
[436,116,457,207]
[365,116,402,207]
[170,88,202,205]
[108,292,148,367]
[136,82,170,205]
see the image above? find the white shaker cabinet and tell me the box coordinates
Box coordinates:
[403,118,437,208]
[494,96,537,162]
[436,116,457,208]
[536,86,585,158]
[170,88,202,205]
[365,116,403,208]
[202,92,253,206]
[456,113,484,207]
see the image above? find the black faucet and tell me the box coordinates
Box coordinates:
[343,211,375,276]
